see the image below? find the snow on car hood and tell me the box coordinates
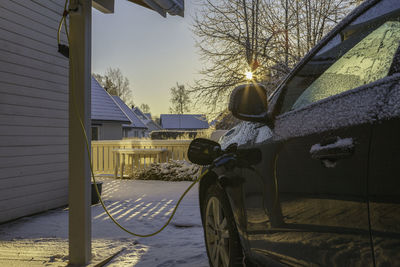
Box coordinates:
[219,121,273,149]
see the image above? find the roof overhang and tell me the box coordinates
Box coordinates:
[92,0,115,13]
[92,0,184,17]
[127,0,184,17]
[122,125,148,129]
[91,119,131,124]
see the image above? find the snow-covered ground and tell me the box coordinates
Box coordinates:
[0,177,209,266]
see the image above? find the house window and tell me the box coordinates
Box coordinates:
[91,126,100,141]
[123,128,129,138]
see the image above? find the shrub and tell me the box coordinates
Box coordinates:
[150,130,198,140]
[149,129,213,140]
[130,160,200,181]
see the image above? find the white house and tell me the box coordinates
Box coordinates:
[132,106,162,136]
[91,77,131,140]
[112,96,148,138]
[0,0,70,223]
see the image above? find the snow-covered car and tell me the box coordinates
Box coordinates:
[189,0,400,266]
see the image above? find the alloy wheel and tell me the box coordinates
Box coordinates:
[205,196,230,267]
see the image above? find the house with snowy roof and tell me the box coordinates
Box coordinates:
[160,114,209,131]
[112,96,148,138]
[91,77,130,140]
[132,107,162,135]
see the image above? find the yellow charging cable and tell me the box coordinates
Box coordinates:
[57,0,69,44]
[58,1,208,238]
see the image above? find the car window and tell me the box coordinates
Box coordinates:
[292,21,400,110]
[279,1,400,114]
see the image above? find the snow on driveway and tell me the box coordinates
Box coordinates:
[0,177,209,266]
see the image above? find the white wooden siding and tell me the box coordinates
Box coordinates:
[0,0,69,222]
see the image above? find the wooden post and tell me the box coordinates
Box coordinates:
[114,152,119,179]
[68,0,92,264]
[121,154,125,178]
[135,154,139,170]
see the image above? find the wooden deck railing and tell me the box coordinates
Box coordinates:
[91,139,192,175]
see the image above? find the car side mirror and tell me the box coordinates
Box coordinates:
[229,84,268,123]
[188,138,222,166]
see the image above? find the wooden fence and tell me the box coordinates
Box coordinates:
[91,139,192,175]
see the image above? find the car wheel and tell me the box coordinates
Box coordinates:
[203,184,243,267]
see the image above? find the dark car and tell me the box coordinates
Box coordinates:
[188,0,400,266]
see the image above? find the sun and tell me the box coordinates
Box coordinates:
[245,71,253,80]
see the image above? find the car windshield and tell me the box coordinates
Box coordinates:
[279,3,400,114]
[292,21,400,110]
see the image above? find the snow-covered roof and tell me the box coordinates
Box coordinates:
[132,107,150,123]
[132,107,162,131]
[146,120,162,131]
[91,77,130,124]
[160,114,209,130]
[112,96,148,129]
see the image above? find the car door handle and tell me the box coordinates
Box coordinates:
[310,137,354,161]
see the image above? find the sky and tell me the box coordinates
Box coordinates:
[92,1,201,117]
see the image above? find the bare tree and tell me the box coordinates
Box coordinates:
[191,0,271,113]
[93,67,133,106]
[140,103,151,113]
[191,0,358,113]
[169,83,191,114]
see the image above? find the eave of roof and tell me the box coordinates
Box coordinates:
[112,96,148,129]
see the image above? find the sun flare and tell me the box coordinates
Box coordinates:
[245,71,253,80]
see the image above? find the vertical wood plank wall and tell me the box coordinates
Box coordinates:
[0,0,69,223]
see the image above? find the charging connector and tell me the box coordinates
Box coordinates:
[58,44,69,58]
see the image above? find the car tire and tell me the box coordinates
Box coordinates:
[202,184,243,267]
